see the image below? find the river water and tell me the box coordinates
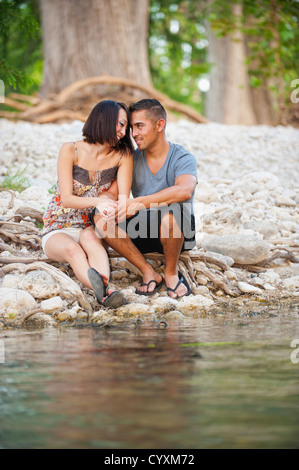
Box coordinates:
[0,300,298,449]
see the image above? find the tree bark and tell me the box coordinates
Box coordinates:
[40,0,152,97]
[205,3,259,125]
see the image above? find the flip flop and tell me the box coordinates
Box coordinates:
[88,268,106,303]
[166,270,191,298]
[88,268,129,308]
[103,291,130,308]
[135,279,163,296]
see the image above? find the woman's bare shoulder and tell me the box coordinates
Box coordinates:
[59,141,79,156]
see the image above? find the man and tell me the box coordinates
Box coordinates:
[93,99,197,298]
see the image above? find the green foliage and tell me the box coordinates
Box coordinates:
[0,165,31,192]
[149,0,299,114]
[0,0,42,94]
[207,0,299,105]
[149,0,211,113]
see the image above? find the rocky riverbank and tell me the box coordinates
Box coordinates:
[0,118,298,328]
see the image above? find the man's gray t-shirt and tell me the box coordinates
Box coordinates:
[128,142,197,250]
[131,142,198,215]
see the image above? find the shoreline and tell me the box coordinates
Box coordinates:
[0,118,298,328]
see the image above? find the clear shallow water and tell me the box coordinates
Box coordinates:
[0,305,299,449]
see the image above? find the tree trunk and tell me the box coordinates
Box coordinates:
[205,3,260,125]
[40,0,152,97]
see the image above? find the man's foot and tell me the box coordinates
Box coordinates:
[136,278,163,296]
[165,270,191,299]
[136,270,163,295]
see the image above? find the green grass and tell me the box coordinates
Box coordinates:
[0,166,31,192]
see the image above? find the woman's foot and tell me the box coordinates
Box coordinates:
[88,268,129,307]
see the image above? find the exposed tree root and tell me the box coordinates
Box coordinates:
[0,261,92,313]
[0,75,208,124]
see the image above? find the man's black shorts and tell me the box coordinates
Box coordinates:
[90,203,196,254]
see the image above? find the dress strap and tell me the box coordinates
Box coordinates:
[117,153,124,165]
[72,141,79,163]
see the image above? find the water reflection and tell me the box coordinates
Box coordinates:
[0,309,299,449]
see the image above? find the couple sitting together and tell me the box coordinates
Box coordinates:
[41,98,198,308]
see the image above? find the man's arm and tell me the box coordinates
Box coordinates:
[117,174,197,219]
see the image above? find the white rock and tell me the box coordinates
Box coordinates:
[264,283,276,291]
[259,270,281,284]
[224,270,238,281]
[195,180,219,203]
[202,234,271,265]
[110,269,128,280]
[237,282,263,295]
[120,287,136,296]
[177,294,214,315]
[193,286,210,296]
[1,274,23,289]
[282,276,299,290]
[204,250,235,267]
[243,221,279,238]
[163,310,185,320]
[18,185,51,205]
[0,287,37,315]
[40,296,66,313]
[117,302,156,315]
[276,195,296,207]
[196,275,208,285]
[20,270,60,299]
[153,296,178,314]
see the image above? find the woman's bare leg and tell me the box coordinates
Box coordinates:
[44,233,96,289]
[79,227,110,285]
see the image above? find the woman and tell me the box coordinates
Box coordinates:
[41,100,133,307]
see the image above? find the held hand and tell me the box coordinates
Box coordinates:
[115,197,128,223]
[115,197,146,222]
[95,197,117,221]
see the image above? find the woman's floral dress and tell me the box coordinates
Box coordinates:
[41,142,122,238]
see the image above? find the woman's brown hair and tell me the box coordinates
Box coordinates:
[83,100,133,154]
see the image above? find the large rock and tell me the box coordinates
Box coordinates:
[201,234,271,265]
[0,287,37,318]
[177,294,214,316]
[243,220,279,238]
[40,296,66,313]
[20,270,60,299]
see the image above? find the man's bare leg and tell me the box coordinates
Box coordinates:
[94,214,162,293]
[160,212,188,298]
